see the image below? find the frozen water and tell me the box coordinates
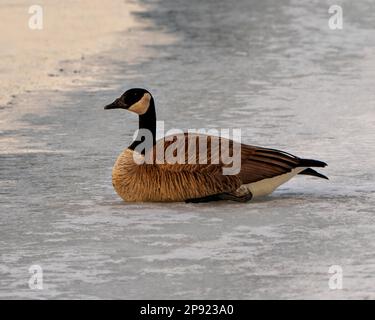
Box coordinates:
[1,0,375,299]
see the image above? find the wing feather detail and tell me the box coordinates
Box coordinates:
[149,133,302,185]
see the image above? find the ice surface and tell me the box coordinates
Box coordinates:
[0,0,375,299]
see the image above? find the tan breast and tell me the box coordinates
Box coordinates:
[111,148,240,202]
[112,149,146,202]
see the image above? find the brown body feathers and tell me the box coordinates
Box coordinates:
[111,133,321,202]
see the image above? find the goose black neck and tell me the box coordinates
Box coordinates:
[128,98,156,152]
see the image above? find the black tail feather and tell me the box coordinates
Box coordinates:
[299,158,327,168]
[299,168,329,180]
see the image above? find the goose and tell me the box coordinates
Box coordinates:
[104,88,327,202]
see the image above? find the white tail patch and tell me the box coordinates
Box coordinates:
[238,167,306,198]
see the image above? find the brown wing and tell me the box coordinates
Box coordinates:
[239,145,301,183]
[152,133,228,172]
[151,132,301,184]
[146,133,242,199]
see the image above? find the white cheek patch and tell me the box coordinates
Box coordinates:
[128,93,151,115]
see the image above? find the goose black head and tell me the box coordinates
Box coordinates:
[104,88,152,115]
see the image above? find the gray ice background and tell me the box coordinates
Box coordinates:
[1,0,375,299]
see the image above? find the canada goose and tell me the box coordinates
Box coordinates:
[104,88,327,202]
